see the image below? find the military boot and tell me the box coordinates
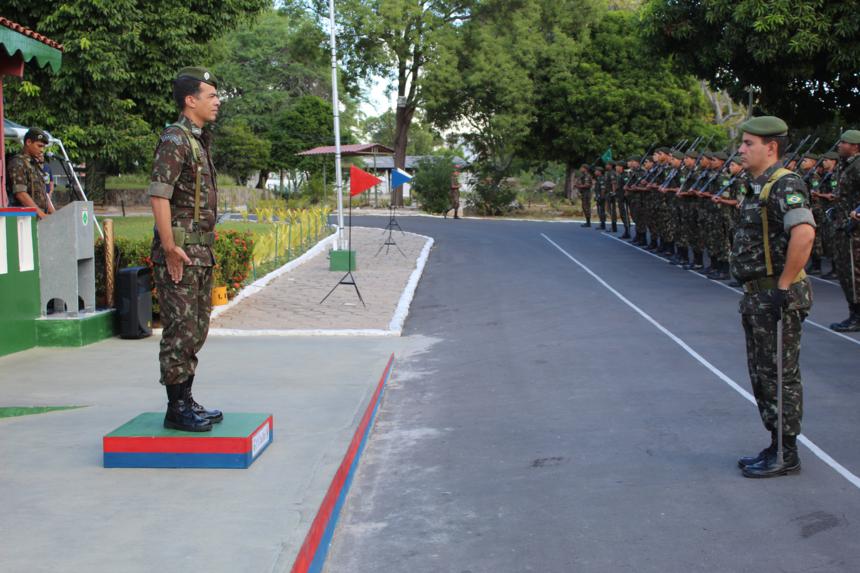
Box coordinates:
[742,435,800,478]
[670,248,688,266]
[683,251,704,270]
[830,304,860,332]
[808,256,822,276]
[164,383,212,432]
[183,376,224,423]
[659,241,675,256]
[581,219,592,228]
[737,432,776,469]
[708,261,729,280]
[645,239,660,251]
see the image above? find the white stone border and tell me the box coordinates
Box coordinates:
[197,228,434,337]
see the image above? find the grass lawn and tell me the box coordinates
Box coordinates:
[96,216,277,241]
[0,406,86,419]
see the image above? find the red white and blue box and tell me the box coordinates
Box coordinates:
[103,412,273,469]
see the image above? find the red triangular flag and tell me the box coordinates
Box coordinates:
[350,165,382,196]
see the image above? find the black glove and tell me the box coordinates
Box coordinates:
[767,288,790,317]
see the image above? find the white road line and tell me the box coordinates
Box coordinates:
[542,233,860,490]
[809,275,840,287]
[601,232,860,348]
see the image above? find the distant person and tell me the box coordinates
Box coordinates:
[447,169,461,219]
[41,153,56,210]
[7,128,55,219]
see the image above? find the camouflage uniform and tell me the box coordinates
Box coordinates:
[7,152,49,212]
[573,170,593,222]
[730,163,815,437]
[831,154,860,304]
[148,114,218,387]
[593,171,607,229]
[604,168,619,232]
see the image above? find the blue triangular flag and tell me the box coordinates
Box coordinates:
[391,168,413,189]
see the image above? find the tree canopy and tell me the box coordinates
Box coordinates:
[640,0,860,126]
[3,0,269,194]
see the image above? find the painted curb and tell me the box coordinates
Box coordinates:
[290,353,395,573]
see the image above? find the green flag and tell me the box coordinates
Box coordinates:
[600,147,613,163]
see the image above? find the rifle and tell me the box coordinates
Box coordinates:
[677,135,715,194]
[802,138,840,184]
[658,136,704,192]
[780,134,812,168]
[695,150,740,197]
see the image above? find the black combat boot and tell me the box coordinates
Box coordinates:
[808,256,822,276]
[742,434,800,478]
[621,229,631,239]
[738,432,776,469]
[184,376,224,423]
[708,261,729,280]
[683,251,703,271]
[670,248,688,266]
[645,239,660,251]
[830,303,860,332]
[581,218,591,228]
[659,241,675,256]
[164,383,212,432]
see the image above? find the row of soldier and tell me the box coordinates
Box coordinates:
[571,136,860,333]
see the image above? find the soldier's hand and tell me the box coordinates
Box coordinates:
[165,246,192,283]
[767,288,790,317]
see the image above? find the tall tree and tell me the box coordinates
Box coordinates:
[526,9,721,198]
[3,0,269,198]
[640,0,860,126]
[209,6,335,186]
[304,0,472,204]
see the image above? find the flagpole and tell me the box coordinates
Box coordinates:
[328,0,345,250]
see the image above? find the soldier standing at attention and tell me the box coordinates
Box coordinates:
[148,67,223,432]
[829,130,860,331]
[732,116,815,478]
[573,164,593,228]
[7,128,55,220]
[593,165,606,230]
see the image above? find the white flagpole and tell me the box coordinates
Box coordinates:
[328,0,345,250]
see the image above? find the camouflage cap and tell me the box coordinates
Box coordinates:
[822,151,839,160]
[176,66,218,89]
[24,127,49,144]
[840,129,860,144]
[740,116,788,137]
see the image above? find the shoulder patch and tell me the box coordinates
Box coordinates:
[786,193,803,205]
[160,133,184,146]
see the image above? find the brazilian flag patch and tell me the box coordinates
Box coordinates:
[786,193,804,205]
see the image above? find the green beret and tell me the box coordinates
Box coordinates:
[840,129,860,144]
[176,66,219,89]
[671,150,685,160]
[803,152,819,161]
[24,127,49,144]
[657,147,670,154]
[823,151,839,160]
[740,116,788,137]
[731,155,743,165]
[685,150,699,158]
[594,166,603,172]
[627,156,639,163]
[712,151,728,161]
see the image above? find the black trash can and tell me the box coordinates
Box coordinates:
[117,266,153,339]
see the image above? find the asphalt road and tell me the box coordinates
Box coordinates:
[325,216,860,573]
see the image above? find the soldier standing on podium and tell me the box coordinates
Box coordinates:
[148,67,223,432]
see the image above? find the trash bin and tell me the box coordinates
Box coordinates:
[117,266,152,339]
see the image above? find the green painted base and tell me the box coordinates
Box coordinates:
[330,249,357,271]
[36,310,117,347]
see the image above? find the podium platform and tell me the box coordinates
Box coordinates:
[103,412,273,469]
